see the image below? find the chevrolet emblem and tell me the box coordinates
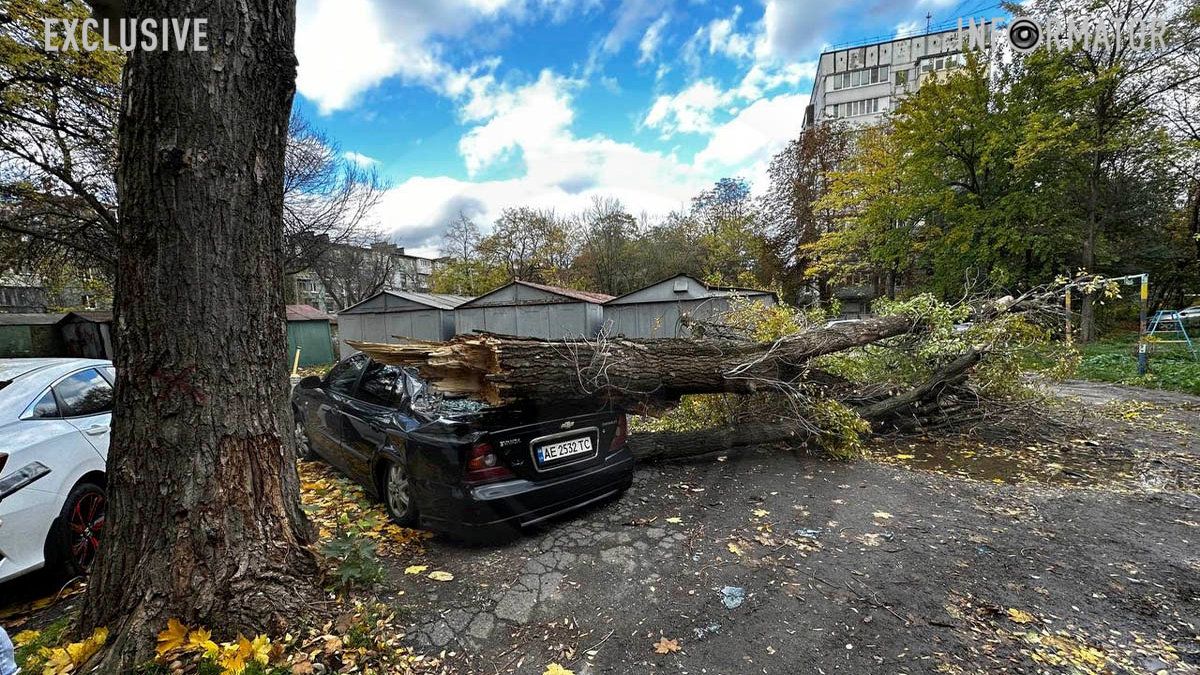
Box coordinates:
[560,420,575,430]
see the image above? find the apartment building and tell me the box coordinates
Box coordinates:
[293,243,446,312]
[803,21,993,129]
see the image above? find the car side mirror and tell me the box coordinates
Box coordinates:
[298,375,322,389]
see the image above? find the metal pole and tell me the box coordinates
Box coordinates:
[1064,288,1073,345]
[1137,274,1149,376]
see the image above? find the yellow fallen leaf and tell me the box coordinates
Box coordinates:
[428,571,454,582]
[752,509,770,518]
[12,629,39,648]
[42,646,74,673]
[250,635,272,665]
[156,618,189,657]
[543,663,574,675]
[1008,608,1035,624]
[727,542,744,556]
[872,512,893,520]
[187,627,220,658]
[653,636,681,654]
[894,454,915,460]
[665,517,682,524]
[404,565,428,575]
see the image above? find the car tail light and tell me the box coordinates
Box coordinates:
[0,453,6,475]
[609,414,628,451]
[465,442,514,485]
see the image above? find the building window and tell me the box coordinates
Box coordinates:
[829,97,887,119]
[827,65,889,92]
[895,69,908,86]
[920,53,963,73]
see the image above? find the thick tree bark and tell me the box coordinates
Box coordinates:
[79,0,317,669]
[351,314,919,408]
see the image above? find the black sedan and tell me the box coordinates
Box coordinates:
[291,354,634,536]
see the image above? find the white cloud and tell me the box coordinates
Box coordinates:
[296,0,409,114]
[894,19,923,38]
[638,13,670,64]
[643,80,733,136]
[706,6,753,59]
[602,0,661,54]
[756,0,840,61]
[295,0,582,114]
[735,60,817,100]
[372,67,714,249]
[695,93,808,170]
[458,70,577,175]
[342,151,378,167]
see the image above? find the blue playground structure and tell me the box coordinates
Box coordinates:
[1148,309,1197,359]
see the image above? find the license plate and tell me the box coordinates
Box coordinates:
[535,435,593,466]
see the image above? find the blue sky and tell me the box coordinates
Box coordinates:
[293,0,1007,256]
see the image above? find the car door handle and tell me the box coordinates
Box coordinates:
[84,425,109,435]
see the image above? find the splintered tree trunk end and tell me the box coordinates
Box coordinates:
[79,0,318,669]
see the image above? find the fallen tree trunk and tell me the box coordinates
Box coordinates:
[626,348,986,461]
[350,314,919,408]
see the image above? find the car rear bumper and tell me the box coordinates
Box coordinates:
[420,446,635,533]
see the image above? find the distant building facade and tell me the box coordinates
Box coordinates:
[291,242,447,313]
[804,21,993,130]
[0,269,111,313]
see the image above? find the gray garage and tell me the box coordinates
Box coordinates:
[337,291,472,358]
[603,274,778,338]
[455,281,612,339]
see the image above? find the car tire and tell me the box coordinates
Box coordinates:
[380,456,418,527]
[294,414,317,461]
[49,482,106,578]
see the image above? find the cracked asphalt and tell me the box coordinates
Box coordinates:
[383,383,1200,674]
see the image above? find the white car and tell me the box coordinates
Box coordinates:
[0,358,112,583]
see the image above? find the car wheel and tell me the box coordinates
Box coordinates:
[381,457,417,526]
[53,482,106,577]
[294,415,316,461]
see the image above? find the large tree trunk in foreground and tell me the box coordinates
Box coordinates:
[350,314,918,408]
[80,0,316,669]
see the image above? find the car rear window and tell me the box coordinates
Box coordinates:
[53,368,114,417]
[29,389,60,418]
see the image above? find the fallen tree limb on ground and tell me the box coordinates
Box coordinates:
[349,313,920,408]
[626,348,987,461]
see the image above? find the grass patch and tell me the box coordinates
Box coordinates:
[1074,331,1200,395]
[12,615,72,669]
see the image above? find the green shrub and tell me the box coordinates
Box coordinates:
[320,514,386,590]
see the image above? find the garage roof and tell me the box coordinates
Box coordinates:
[339,290,474,315]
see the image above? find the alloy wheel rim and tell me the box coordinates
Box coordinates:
[386,463,410,517]
[69,492,105,569]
